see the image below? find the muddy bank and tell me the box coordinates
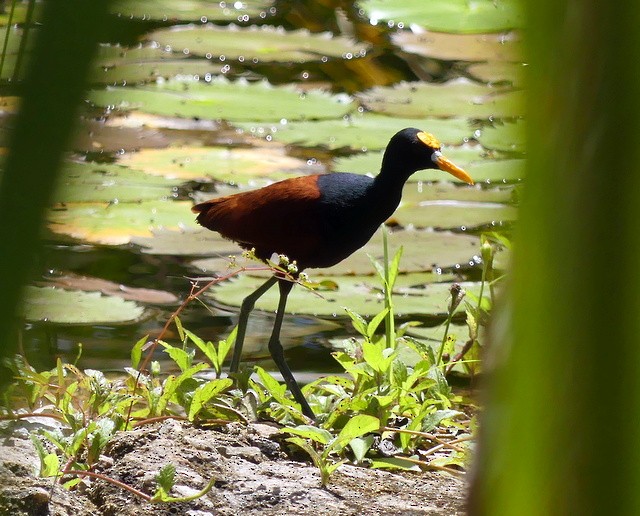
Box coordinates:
[1,420,467,515]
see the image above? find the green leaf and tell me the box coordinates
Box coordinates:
[146,25,370,63]
[344,308,367,336]
[110,0,275,22]
[370,457,421,472]
[422,409,464,433]
[188,378,233,420]
[349,435,375,463]
[359,0,524,33]
[236,113,472,150]
[331,414,380,452]
[366,308,389,339]
[358,79,524,119]
[156,463,176,493]
[20,286,146,325]
[362,340,395,374]
[89,77,354,123]
[130,335,148,369]
[281,425,334,445]
[46,199,199,245]
[159,341,194,372]
[174,317,186,342]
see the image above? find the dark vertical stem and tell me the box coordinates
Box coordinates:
[0,0,111,386]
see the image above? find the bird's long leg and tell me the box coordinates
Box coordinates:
[229,275,278,373]
[268,279,315,419]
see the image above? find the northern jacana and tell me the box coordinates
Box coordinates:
[193,128,473,419]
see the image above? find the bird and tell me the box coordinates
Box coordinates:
[192,128,473,419]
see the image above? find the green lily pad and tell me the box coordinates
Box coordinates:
[333,147,525,183]
[206,276,486,317]
[190,228,485,276]
[53,161,180,203]
[392,30,523,62]
[146,25,370,63]
[236,113,473,150]
[358,79,524,119]
[20,286,146,324]
[110,0,275,22]
[359,0,524,33]
[401,181,515,204]
[395,200,518,229]
[119,145,324,183]
[477,119,526,153]
[88,76,354,122]
[132,228,240,256]
[92,57,217,85]
[468,61,526,87]
[46,200,199,245]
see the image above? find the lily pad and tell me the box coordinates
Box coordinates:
[132,228,240,256]
[110,0,275,22]
[92,58,218,85]
[394,200,517,230]
[236,113,473,150]
[43,273,179,304]
[119,145,324,183]
[358,79,524,119]
[401,182,515,204]
[392,30,523,62]
[46,200,199,245]
[468,61,526,87]
[333,147,525,183]
[146,25,370,63]
[477,119,526,153]
[20,286,146,324]
[88,76,354,122]
[190,228,485,276]
[359,0,524,33]
[53,161,180,203]
[206,276,486,317]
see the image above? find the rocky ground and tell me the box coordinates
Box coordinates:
[0,419,467,515]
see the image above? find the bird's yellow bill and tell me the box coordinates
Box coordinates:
[433,153,474,185]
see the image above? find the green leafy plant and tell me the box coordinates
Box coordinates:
[245,229,478,483]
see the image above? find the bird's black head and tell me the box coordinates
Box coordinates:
[380,127,473,184]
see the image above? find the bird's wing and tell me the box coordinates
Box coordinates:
[192,176,325,263]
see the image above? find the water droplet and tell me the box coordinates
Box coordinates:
[234,1,243,8]
[164,45,172,52]
[387,20,395,28]
[397,22,405,29]
[205,52,212,59]
[461,226,467,231]
[205,73,212,82]
[238,56,245,62]
[266,135,272,141]
[302,71,309,79]
[280,118,288,124]
[238,14,249,22]
[219,55,226,61]
[201,15,208,23]
[473,129,481,138]
[221,64,231,73]
[321,56,328,63]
